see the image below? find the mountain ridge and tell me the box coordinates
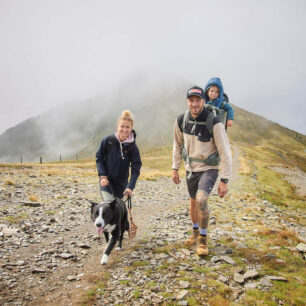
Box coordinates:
[0,85,305,164]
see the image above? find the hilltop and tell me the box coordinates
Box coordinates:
[0,81,305,165]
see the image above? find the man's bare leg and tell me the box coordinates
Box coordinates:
[185,198,199,246]
[196,190,210,255]
[190,198,198,224]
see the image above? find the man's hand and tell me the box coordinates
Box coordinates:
[218,181,228,198]
[172,169,181,184]
[124,188,133,197]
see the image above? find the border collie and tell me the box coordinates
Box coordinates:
[89,198,129,265]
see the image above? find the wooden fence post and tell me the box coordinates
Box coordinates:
[60,154,62,163]
[21,156,22,164]
[40,157,42,164]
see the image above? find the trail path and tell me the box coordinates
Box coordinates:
[0,145,305,305]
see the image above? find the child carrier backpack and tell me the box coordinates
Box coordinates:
[207,93,230,127]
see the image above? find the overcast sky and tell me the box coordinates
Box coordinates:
[0,0,305,135]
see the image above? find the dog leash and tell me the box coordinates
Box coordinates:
[124,195,137,239]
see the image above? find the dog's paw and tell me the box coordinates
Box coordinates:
[115,247,122,251]
[100,254,109,265]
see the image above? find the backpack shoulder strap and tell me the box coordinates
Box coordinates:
[204,105,217,135]
[177,113,184,132]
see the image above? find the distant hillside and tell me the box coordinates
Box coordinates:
[0,82,305,166]
[0,80,187,162]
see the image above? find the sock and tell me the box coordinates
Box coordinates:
[192,223,199,230]
[199,227,207,236]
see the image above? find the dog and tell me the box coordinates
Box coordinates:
[89,198,129,265]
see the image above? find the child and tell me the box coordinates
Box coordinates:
[204,77,234,127]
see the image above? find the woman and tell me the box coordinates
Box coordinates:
[96,110,142,201]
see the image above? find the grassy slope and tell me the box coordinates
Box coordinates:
[228,105,306,209]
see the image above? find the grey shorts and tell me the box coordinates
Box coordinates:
[186,169,218,199]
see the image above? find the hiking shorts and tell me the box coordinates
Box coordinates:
[186,169,218,199]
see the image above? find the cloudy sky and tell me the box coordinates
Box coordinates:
[0,0,305,134]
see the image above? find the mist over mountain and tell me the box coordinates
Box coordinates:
[0,77,186,162]
[0,78,305,163]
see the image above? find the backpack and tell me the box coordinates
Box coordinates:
[180,107,221,178]
[206,101,229,128]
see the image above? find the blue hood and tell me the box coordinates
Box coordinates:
[204,77,224,108]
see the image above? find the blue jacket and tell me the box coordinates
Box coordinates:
[96,131,142,197]
[204,77,234,120]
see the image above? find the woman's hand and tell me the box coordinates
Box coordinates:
[124,188,133,197]
[100,176,109,187]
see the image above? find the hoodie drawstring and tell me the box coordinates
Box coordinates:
[119,141,124,159]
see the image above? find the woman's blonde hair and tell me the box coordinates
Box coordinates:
[118,110,134,127]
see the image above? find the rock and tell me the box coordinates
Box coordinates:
[155,253,169,260]
[267,276,288,282]
[260,278,273,287]
[15,260,25,266]
[244,282,258,289]
[179,281,190,288]
[242,217,255,221]
[210,217,216,224]
[178,301,188,306]
[211,256,221,263]
[243,269,259,280]
[2,227,19,237]
[234,267,244,274]
[79,243,91,249]
[220,255,236,265]
[275,259,286,264]
[234,273,245,284]
[296,243,306,253]
[181,249,191,256]
[67,275,77,281]
[21,202,42,207]
[58,253,74,259]
[32,269,46,274]
[269,246,281,250]
[218,275,228,284]
[177,290,189,300]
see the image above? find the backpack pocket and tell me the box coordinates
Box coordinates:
[197,132,211,142]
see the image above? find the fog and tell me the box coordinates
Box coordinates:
[0,0,306,135]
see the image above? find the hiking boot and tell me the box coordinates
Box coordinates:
[197,235,209,256]
[184,229,199,246]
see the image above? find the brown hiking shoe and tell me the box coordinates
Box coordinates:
[197,235,209,256]
[184,229,199,246]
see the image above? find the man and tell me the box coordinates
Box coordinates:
[172,85,232,255]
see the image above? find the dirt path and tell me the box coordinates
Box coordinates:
[1,145,241,305]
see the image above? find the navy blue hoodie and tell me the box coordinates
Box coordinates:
[204,77,234,120]
[96,130,142,197]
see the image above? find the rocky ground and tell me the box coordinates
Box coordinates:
[0,160,305,305]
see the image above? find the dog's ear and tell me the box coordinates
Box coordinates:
[109,199,117,209]
[86,199,98,213]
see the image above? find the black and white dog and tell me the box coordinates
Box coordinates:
[89,198,129,265]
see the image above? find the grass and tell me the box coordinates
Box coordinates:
[5,179,14,185]
[2,213,29,224]
[239,144,306,211]
[28,194,39,202]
